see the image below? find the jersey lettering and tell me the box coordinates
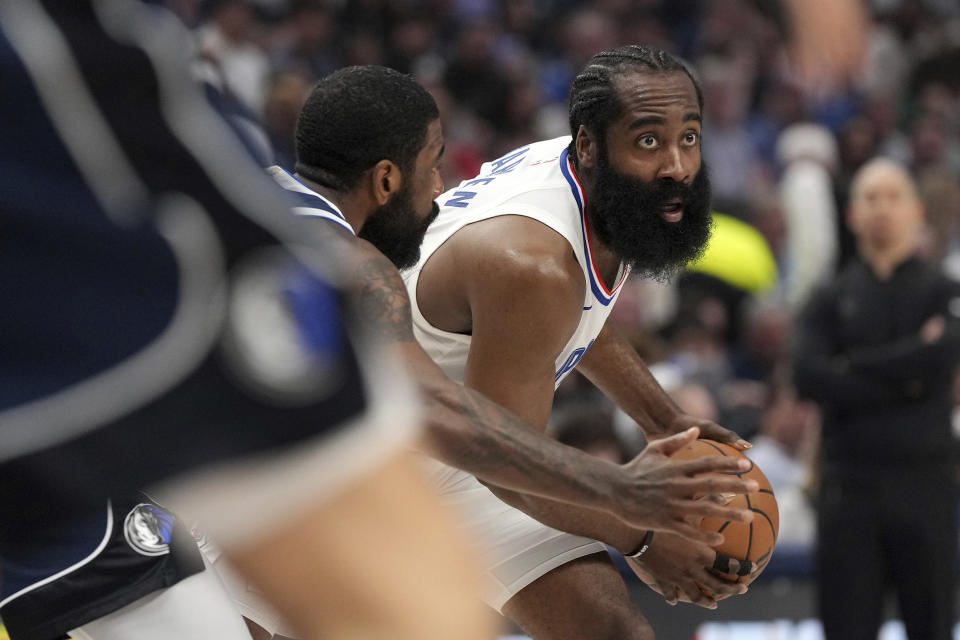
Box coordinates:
[464,176,497,187]
[489,146,530,175]
[554,339,594,382]
[443,148,532,209]
[443,191,478,208]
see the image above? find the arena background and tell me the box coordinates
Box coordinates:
[4,0,959,637]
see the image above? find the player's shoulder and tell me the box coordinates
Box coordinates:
[449,136,573,202]
[452,217,583,322]
[462,216,580,284]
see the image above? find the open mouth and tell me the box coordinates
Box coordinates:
[661,199,684,223]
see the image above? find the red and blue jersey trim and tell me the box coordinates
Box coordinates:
[558,149,627,306]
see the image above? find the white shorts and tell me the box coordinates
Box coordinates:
[199,537,296,638]
[426,460,606,613]
[67,555,252,640]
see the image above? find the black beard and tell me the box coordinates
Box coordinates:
[358,185,440,270]
[586,154,713,281]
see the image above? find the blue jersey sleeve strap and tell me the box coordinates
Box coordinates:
[267,166,356,235]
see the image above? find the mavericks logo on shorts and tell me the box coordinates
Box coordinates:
[123,503,175,556]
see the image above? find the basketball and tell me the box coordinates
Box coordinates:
[671,439,779,582]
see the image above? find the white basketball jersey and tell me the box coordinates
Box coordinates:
[403,136,630,388]
[267,166,355,235]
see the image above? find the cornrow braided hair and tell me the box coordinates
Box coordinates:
[567,45,702,165]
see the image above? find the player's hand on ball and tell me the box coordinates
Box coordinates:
[625,531,750,610]
[663,413,752,451]
[613,427,758,543]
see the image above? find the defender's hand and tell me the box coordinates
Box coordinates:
[610,427,757,544]
[625,531,752,610]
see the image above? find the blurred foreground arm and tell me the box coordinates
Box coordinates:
[784,0,868,89]
[226,451,496,640]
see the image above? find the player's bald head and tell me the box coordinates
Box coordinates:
[847,157,924,252]
[849,158,920,205]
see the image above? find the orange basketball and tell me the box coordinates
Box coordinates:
[671,439,779,582]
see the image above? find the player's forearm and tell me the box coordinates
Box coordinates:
[421,381,626,511]
[577,322,680,436]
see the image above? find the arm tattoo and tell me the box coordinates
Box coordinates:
[350,243,417,345]
[438,383,609,506]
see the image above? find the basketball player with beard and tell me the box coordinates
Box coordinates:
[211,63,759,638]
[403,45,746,638]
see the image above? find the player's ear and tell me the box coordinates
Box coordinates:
[575,125,598,170]
[371,159,401,205]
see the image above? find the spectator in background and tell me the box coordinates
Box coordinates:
[833,114,880,268]
[268,0,338,80]
[552,405,629,464]
[680,210,780,345]
[698,55,763,205]
[919,168,960,278]
[669,382,720,427]
[747,379,818,548]
[260,68,312,169]
[443,20,513,133]
[196,0,271,116]
[539,9,619,106]
[793,158,960,640]
[731,298,792,384]
[776,122,840,310]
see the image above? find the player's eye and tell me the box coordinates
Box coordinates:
[637,134,658,149]
[683,131,700,146]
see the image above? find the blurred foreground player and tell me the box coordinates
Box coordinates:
[403,46,763,638]
[0,2,492,640]
[794,159,960,640]
[216,63,760,638]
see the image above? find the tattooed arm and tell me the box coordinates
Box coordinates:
[347,237,623,506]
[341,236,756,544]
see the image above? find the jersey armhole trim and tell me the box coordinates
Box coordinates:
[407,206,581,343]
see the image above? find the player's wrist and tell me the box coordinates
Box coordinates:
[662,409,694,434]
[625,530,655,558]
[597,458,631,514]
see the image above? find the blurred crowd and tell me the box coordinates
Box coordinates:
[169,0,960,553]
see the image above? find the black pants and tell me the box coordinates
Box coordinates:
[817,468,957,640]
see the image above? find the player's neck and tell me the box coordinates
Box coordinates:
[575,165,623,288]
[859,237,918,281]
[296,174,369,233]
[585,216,623,289]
